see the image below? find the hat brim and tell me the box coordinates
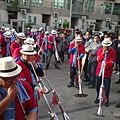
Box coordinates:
[0,65,22,77]
[6,35,12,38]
[20,50,36,55]
[18,37,26,40]
[76,39,82,42]
[102,42,112,46]
[24,41,36,47]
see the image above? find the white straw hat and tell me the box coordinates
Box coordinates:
[45,31,49,35]
[5,31,12,38]
[20,45,36,55]
[5,27,10,31]
[17,32,26,40]
[102,38,112,46]
[24,38,36,47]
[24,38,34,45]
[51,30,57,35]
[0,57,21,77]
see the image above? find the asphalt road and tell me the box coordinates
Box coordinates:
[37,56,120,120]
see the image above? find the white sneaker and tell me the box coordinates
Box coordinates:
[116,72,120,75]
[112,70,117,74]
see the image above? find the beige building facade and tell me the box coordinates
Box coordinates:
[0,0,120,36]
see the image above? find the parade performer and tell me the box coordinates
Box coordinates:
[11,32,26,55]
[0,57,37,120]
[67,35,85,88]
[45,30,60,70]
[17,45,44,103]
[94,38,116,107]
[40,31,49,63]
[0,31,12,57]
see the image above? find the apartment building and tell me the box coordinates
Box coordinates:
[0,0,120,35]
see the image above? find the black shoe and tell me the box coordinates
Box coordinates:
[116,103,120,108]
[42,60,45,63]
[76,84,79,88]
[94,99,99,104]
[117,90,120,93]
[67,83,74,87]
[104,102,109,107]
[55,65,60,69]
[115,79,120,84]
[45,67,48,70]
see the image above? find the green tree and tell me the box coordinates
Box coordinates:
[94,22,101,31]
[24,22,34,29]
[63,20,69,28]
[11,1,19,8]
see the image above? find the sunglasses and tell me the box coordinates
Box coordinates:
[0,75,19,82]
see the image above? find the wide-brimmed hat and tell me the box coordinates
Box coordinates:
[45,31,49,35]
[51,30,57,35]
[17,32,26,40]
[0,57,21,77]
[24,38,36,47]
[102,38,112,46]
[20,45,36,55]
[6,31,12,38]
[5,27,10,31]
[75,35,82,42]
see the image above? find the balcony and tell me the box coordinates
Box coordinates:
[5,0,31,12]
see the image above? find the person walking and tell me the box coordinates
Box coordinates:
[94,38,116,107]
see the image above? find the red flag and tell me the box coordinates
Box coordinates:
[102,88,107,103]
[52,94,58,105]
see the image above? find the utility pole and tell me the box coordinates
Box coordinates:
[69,0,72,29]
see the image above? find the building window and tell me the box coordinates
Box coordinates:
[32,0,42,6]
[104,2,112,14]
[22,15,26,23]
[54,0,65,9]
[59,19,62,23]
[82,21,84,29]
[28,16,32,23]
[34,16,37,25]
[84,0,95,13]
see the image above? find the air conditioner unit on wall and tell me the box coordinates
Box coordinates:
[53,12,59,18]
[82,16,86,20]
[106,18,111,22]
[21,9,26,14]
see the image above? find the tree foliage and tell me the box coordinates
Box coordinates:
[63,20,69,28]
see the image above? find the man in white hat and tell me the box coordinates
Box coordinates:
[94,38,116,107]
[40,31,49,62]
[0,26,5,36]
[36,28,44,48]
[11,28,17,43]
[67,35,85,88]
[0,31,12,57]
[0,56,37,119]
[45,29,60,70]
[17,45,44,103]
[11,32,26,55]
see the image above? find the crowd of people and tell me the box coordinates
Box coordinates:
[0,25,120,119]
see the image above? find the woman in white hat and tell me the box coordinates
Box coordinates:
[94,38,116,107]
[0,57,37,120]
[17,45,44,103]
